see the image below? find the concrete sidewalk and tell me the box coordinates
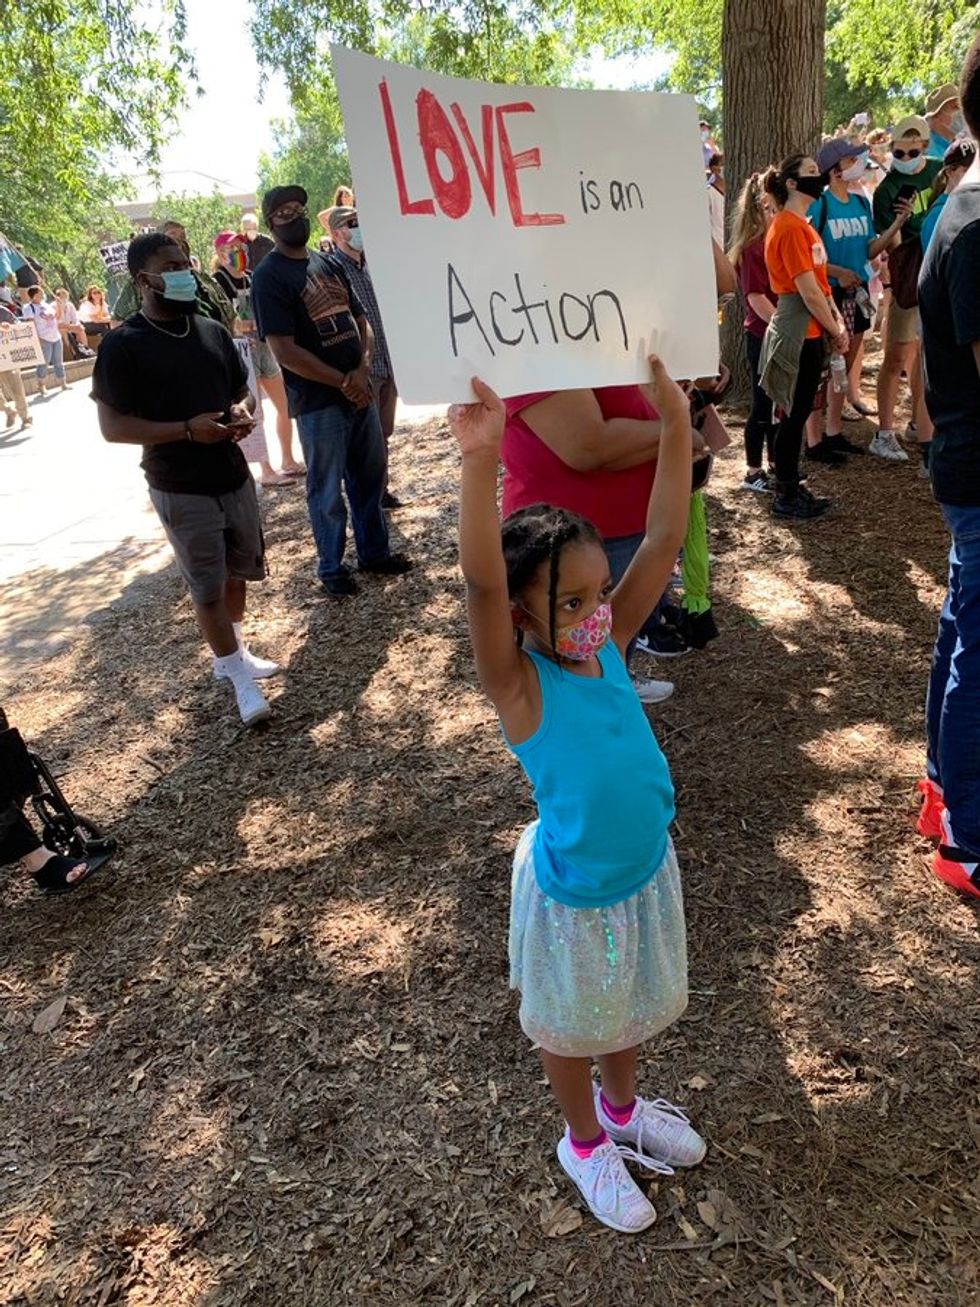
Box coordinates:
[0,381,445,690]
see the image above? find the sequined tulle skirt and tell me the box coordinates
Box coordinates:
[508,823,688,1057]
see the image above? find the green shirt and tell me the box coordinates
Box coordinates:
[873,159,943,239]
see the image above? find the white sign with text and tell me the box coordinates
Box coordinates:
[332,47,719,403]
[0,321,44,369]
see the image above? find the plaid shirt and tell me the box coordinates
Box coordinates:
[327,247,391,381]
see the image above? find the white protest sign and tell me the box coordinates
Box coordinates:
[0,321,44,369]
[332,47,719,403]
[99,241,130,275]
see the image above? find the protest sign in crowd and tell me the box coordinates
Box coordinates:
[3,33,979,1238]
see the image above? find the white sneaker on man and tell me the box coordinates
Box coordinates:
[869,430,909,462]
[630,676,674,705]
[230,675,271,727]
[595,1090,707,1169]
[214,650,272,726]
[214,648,281,680]
[556,1133,659,1233]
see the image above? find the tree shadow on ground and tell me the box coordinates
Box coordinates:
[1,419,978,1306]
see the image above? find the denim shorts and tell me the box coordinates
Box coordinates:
[250,338,281,380]
[149,479,266,604]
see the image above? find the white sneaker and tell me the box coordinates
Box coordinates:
[630,676,674,704]
[596,1091,707,1169]
[556,1133,659,1233]
[214,648,281,681]
[229,675,271,727]
[869,430,909,462]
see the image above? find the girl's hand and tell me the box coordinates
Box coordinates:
[449,377,505,456]
[646,354,689,427]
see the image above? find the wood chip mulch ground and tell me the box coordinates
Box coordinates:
[2,376,979,1306]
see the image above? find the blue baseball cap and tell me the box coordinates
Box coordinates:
[816,138,869,174]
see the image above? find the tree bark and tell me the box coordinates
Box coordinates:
[720,0,827,401]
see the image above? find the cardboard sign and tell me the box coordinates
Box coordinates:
[99,241,130,276]
[0,321,44,369]
[332,47,719,403]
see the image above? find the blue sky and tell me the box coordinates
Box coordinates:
[148,0,672,196]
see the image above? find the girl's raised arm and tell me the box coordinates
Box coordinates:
[451,379,528,713]
[611,356,694,650]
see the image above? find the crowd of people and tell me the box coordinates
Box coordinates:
[3,39,980,1244]
[713,85,975,521]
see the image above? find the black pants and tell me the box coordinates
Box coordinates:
[0,802,41,867]
[744,331,776,470]
[773,337,824,485]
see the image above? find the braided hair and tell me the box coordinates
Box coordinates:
[501,503,604,660]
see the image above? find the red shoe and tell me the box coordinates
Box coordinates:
[916,778,945,840]
[932,814,980,899]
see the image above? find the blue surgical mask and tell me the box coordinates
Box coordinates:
[155,269,198,302]
[952,111,966,136]
[348,228,364,253]
[892,155,924,176]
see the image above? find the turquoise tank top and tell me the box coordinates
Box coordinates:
[506,642,675,908]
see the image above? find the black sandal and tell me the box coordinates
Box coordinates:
[32,853,97,896]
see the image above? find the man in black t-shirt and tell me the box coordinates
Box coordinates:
[917,34,980,900]
[251,185,411,597]
[91,233,278,728]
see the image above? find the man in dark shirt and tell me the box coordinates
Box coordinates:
[251,185,411,597]
[242,212,275,271]
[917,35,980,899]
[326,205,402,509]
[92,232,278,728]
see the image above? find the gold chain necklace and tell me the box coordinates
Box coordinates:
[138,311,191,339]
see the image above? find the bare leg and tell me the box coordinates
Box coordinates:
[540,1050,601,1139]
[805,408,823,449]
[910,346,933,441]
[597,1046,638,1108]
[876,340,915,431]
[260,373,303,471]
[192,578,245,657]
[847,334,866,405]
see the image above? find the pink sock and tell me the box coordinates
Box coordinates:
[600,1091,636,1125]
[570,1128,608,1158]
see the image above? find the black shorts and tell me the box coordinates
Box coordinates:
[832,284,872,336]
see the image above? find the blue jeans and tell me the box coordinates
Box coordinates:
[37,337,65,384]
[926,503,980,857]
[295,402,390,580]
[603,532,670,662]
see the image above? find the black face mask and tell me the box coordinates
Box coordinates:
[793,174,825,199]
[275,216,311,248]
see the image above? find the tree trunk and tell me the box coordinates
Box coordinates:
[720,0,827,401]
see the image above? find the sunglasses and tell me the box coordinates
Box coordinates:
[271,205,308,223]
[892,147,922,160]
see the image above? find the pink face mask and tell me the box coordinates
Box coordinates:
[554,602,612,660]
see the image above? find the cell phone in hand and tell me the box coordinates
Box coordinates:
[854,111,869,126]
[897,183,918,203]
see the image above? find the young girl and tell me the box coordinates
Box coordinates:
[450,356,706,1235]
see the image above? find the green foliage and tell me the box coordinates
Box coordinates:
[258,82,352,215]
[147,194,248,266]
[250,0,582,96]
[0,1,191,294]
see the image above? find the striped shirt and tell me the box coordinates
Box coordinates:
[326,248,391,381]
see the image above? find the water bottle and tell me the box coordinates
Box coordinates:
[830,353,848,393]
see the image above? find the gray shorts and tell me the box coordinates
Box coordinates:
[250,337,281,379]
[149,479,266,604]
